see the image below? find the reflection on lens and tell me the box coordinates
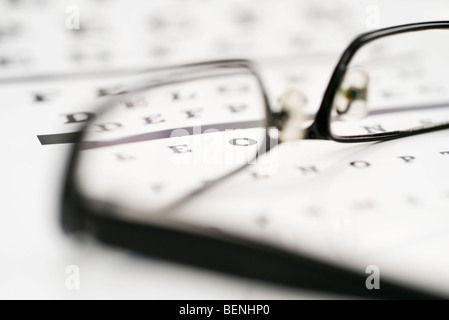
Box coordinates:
[73,66,268,220]
[331,29,449,138]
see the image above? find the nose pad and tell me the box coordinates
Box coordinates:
[334,68,369,121]
[276,86,307,142]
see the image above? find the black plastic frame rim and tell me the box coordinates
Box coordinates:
[60,51,448,299]
[62,59,273,232]
[306,21,449,143]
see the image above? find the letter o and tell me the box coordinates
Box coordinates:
[350,160,370,168]
[263,306,269,314]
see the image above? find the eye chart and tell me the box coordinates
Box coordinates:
[2,0,449,299]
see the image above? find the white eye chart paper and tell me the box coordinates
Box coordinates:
[2,0,449,299]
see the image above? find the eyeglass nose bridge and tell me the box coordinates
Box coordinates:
[273,87,308,142]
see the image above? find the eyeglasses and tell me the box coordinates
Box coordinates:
[61,22,449,299]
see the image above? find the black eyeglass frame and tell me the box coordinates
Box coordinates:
[305,20,449,142]
[60,22,449,299]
